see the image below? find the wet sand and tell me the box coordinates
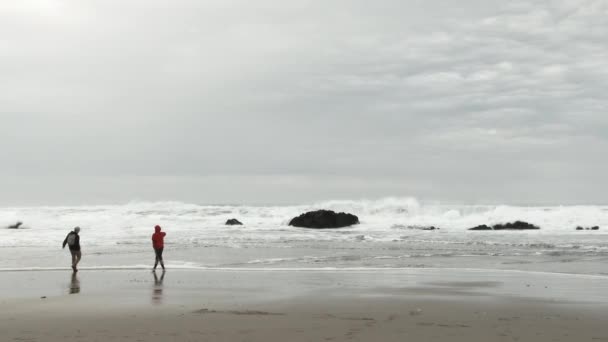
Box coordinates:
[1,269,607,341]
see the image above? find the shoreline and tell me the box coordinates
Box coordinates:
[2,241,607,279]
[3,265,608,276]
[2,268,608,302]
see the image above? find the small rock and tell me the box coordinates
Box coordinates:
[576,226,600,231]
[393,224,437,230]
[469,225,493,231]
[225,219,243,226]
[407,225,439,231]
[7,222,23,229]
[469,221,540,231]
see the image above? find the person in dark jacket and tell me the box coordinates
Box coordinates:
[152,225,166,270]
[62,226,81,272]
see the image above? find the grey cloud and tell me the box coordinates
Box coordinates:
[0,0,606,205]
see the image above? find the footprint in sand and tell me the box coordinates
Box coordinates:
[386,314,398,322]
[417,322,435,326]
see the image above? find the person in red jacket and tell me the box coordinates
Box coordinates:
[152,225,166,270]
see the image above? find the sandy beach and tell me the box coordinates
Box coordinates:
[1,268,607,341]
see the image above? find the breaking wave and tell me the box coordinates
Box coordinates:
[0,197,606,250]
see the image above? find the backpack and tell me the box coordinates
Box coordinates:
[67,233,76,247]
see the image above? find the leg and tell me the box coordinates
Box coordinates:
[75,251,82,267]
[70,251,76,270]
[158,248,165,270]
[71,251,81,272]
[153,248,160,270]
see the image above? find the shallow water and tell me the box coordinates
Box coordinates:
[2,269,608,306]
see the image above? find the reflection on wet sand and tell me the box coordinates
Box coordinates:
[69,272,80,294]
[152,270,165,304]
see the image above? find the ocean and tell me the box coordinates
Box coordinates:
[1,198,607,275]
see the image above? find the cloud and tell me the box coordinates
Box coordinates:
[0,0,606,204]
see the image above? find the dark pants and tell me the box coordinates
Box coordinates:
[154,248,164,269]
[70,249,82,269]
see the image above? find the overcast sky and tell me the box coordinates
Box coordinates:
[1,0,607,206]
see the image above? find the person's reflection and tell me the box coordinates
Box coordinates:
[69,272,80,294]
[152,270,165,304]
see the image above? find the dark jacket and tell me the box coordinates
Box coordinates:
[63,231,81,251]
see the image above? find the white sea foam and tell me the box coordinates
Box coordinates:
[0,198,607,248]
[1,197,607,276]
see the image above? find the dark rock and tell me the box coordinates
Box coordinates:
[289,210,359,229]
[468,221,540,231]
[469,225,493,231]
[7,222,23,229]
[577,226,600,231]
[493,221,540,230]
[225,219,243,226]
[410,226,439,231]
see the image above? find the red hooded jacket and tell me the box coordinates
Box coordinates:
[152,225,166,249]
